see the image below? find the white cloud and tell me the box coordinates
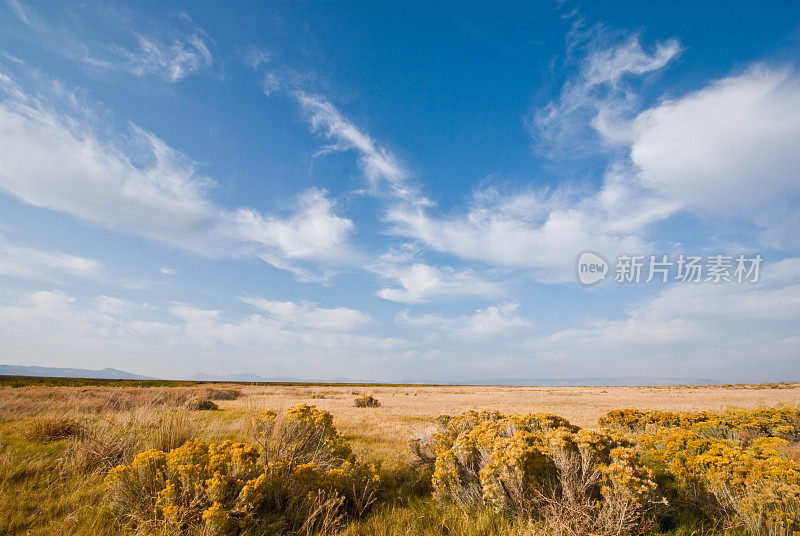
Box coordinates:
[398,303,532,341]
[385,179,670,281]
[159,267,175,275]
[3,0,36,28]
[243,48,271,71]
[3,1,212,83]
[288,33,798,288]
[532,29,800,248]
[0,96,216,246]
[290,65,680,282]
[233,188,354,261]
[532,31,681,155]
[240,296,370,331]
[0,70,356,279]
[296,92,426,204]
[374,260,502,304]
[290,88,670,282]
[0,290,411,379]
[525,271,800,381]
[453,304,532,340]
[629,67,800,244]
[583,34,680,86]
[0,235,100,280]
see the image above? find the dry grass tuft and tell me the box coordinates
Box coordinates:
[25,417,85,442]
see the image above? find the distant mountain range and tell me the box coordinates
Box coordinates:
[0,364,153,380]
[1,364,724,386]
[189,372,279,382]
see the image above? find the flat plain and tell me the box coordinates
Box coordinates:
[226,383,800,466]
[2,379,799,535]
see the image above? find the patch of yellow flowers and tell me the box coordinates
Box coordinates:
[603,407,800,535]
[600,408,800,441]
[107,404,379,535]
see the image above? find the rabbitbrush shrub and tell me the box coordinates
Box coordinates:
[413,410,660,535]
[603,407,800,536]
[107,404,380,535]
[354,395,380,408]
[600,408,800,442]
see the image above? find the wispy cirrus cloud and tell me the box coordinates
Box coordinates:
[110,32,214,82]
[240,296,371,331]
[0,68,355,280]
[296,92,427,204]
[531,26,681,156]
[376,30,684,280]
[288,64,678,282]
[3,1,213,83]
[3,0,35,27]
[528,24,800,248]
[298,26,799,283]
[0,234,100,280]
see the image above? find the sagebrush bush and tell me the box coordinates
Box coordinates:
[107,404,380,535]
[413,410,660,535]
[354,395,380,408]
[185,397,219,411]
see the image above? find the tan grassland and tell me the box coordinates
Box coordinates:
[227,383,800,467]
[1,381,798,536]
[4,382,798,467]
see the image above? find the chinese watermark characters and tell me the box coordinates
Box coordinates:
[577,252,762,286]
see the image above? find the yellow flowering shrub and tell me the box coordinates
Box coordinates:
[601,408,800,535]
[354,394,380,408]
[643,427,800,535]
[107,404,380,535]
[601,407,800,442]
[419,410,660,534]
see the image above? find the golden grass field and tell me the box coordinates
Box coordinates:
[223,383,800,468]
[1,380,799,535]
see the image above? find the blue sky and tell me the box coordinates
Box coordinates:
[1,1,799,382]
